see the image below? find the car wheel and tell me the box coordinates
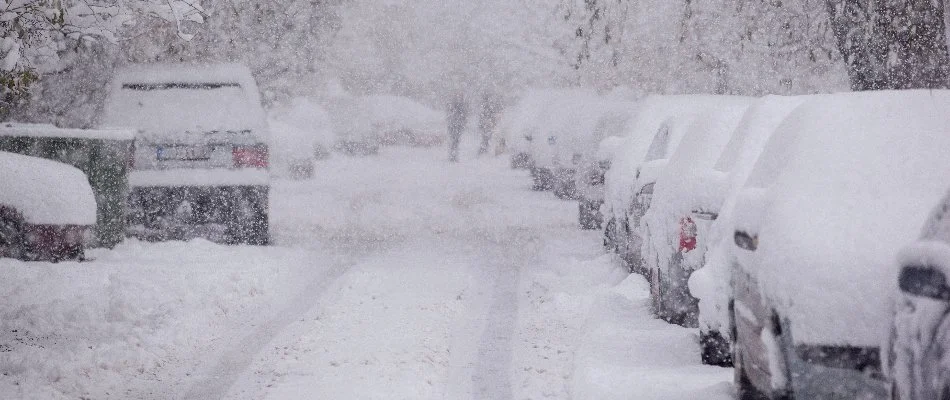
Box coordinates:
[603,218,617,251]
[579,201,597,230]
[0,215,24,260]
[650,268,665,319]
[700,329,733,367]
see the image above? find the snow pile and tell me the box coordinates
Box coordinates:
[688,95,809,334]
[0,240,321,399]
[569,274,733,400]
[753,90,950,346]
[102,63,268,138]
[0,151,96,225]
[640,104,750,277]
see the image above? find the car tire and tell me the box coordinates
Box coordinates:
[0,215,24,260]
[603,218,618,251]
[579,201,600,230]
[700,330,733,367]
[650,268,665,319]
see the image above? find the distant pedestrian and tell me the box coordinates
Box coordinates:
[446,94,468,162]
[477,93,501,157]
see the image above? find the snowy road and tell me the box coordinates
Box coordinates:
[0,146,732,400]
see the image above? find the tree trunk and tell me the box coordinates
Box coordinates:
[825,0,950,90]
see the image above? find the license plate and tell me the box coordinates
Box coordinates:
[157,145,212,161]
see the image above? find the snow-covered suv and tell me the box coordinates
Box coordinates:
[102,63,270,245]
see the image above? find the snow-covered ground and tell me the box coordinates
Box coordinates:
[0,144,731,399]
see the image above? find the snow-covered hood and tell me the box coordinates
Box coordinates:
[0,152,96,226]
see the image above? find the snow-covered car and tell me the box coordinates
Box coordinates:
[528,90,603,196]
[267,97,335,179]
[887,189,950,400]
[602,95,751,273]
[577,135,626,230]
[500,89,565,170]
[364,95,445,147]
[102,63,271,245]
[324,96,382,155]
[730,90,950,400]
[0,151,96,261]
[550,100,637,201]
[684,95,810,367]
[640,103,749,328]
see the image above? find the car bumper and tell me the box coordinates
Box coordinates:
[126,185,268,243]
[129,168,269,187]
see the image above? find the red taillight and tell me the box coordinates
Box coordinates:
[679,216,697,252]
[233,144,269,169]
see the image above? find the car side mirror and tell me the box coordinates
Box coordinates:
[734,230,758,251]
[899,265,950,301]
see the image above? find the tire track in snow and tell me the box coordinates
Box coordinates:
[442,227,539,400]
[181,257,355,400]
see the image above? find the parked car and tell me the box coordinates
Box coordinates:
[886,189,950,400]
[602,95,751,273]
[102,63,271,245]
[0,151,96,261]
[363,95,445,147]
[326,97,382,156]
[546,100,629,200]
[640,103,749,328]
[501,89,568,170]
[266,119,318,180]
[577,135,626,230]
[685,95,810,367]
[527,89,598,191]
[729,90,950,400]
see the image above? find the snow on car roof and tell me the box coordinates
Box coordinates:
[604,95,752,214]
[503,88,596,144]
[0,151,96,225]
[754,90,950,347]
[644,104,750,239]
[0,123,134,141]
[102,63,267,137]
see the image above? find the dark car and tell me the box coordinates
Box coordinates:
[0,151,96,261]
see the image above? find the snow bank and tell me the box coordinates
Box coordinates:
[102,63,267,139]
[0,151,96,225]
[0,239,320,399]
[753,90,950,346]
[688,95,809,334]
[641,104,750,277]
